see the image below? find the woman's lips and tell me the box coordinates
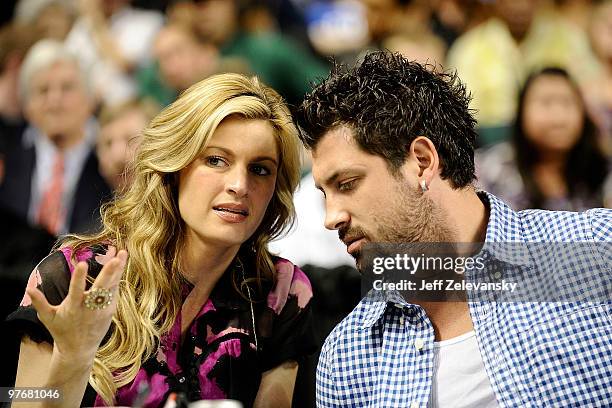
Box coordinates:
[213,208,248,223]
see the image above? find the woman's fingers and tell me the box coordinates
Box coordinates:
[67,261,88,305]
[26,287,54,323]
[92,250,128,291]
[111,250,128,287]
[106,246,117,258]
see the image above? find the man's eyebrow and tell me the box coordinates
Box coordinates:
[251,156,278,166]
[314,169,351,191]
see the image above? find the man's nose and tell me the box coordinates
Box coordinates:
[45,85,63,106]
[324,199,349,230]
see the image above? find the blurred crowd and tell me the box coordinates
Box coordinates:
[0,0,610,405]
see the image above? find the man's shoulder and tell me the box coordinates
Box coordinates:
[516,207,612,242]
[586,208,612,242]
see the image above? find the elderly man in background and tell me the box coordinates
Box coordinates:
[0,39,111,236]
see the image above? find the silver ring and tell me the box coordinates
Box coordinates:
[84,287,113,310]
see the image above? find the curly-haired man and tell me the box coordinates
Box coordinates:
[297,51,612,408]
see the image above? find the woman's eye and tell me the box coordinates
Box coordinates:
[205,156,228,167]
[338,179,356,192]
[250,164,271,176]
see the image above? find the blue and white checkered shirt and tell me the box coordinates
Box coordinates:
[316,192,612,407]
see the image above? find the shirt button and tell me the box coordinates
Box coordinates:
[411,402,419,408]
[493,271,502,280]
[399,316,405,326]
[414,338,424,351]
[481,305,490,318]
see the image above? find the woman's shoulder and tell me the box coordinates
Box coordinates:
[266,257,313,315]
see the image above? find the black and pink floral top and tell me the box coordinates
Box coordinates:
[7,245,317,407]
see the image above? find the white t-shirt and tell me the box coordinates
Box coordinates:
[428,331,499,408]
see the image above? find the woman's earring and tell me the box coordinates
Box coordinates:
[420,179,429,192]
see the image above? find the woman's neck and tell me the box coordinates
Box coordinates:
[534,148,569,170]
[178,235,240,336]
[532,158,569,198]
[180,234,239,288]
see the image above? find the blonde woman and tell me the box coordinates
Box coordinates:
[8,73,315,407]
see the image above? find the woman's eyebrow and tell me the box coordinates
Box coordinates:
[205,146,278,166]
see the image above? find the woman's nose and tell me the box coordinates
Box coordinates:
[226,167,249,197]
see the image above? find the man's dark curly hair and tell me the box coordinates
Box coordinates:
[296,51,478,188]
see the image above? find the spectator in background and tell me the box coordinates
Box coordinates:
[555,0,593,31]
[584,0,612,140]
[257,0,313,49]
[447,0,599,145]
[191,0,328,105]
[0,23,36,154]
[96,99,158,192]
[138,21,249,107]
[382,31,447,66]
[142,23,218,107]
[0,55,55,376]
[304,0,461,69]
[0,39,111,236]
[476,67,611,210]
[334,0,434,60]
[430,0,486,48]
[64,0,164,106]
[361,0,432,45]
[14,0,76,41]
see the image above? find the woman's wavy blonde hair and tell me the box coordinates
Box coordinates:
[62,73,301,404]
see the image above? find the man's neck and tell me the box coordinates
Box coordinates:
[439,186,489,245]
[49,130,85,151]
[416,186,488,340]
[420,300,474,341]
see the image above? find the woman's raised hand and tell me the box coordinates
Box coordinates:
[26,247,128,360]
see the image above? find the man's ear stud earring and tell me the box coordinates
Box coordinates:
[420,179,429,192]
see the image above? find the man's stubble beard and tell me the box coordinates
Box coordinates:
[378,183,454,243]
[355,182,456,272]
